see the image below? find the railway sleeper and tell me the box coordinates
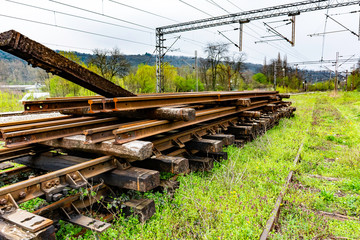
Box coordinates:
[132,155,189,175]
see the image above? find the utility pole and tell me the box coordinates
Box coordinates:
[345,70,348,91]
[195,50,198,92]
[274,62,277,91]
[335,51,339,94]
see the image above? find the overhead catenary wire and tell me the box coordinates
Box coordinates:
[0,14,154,47]
[178,0,306,62]
[108,0,178,22]
[208,0,310,61]
[178,0,212,17]
[49,0,153,30]
[203,0,310,62]
[4,0,153,34]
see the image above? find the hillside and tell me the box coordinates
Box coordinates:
[0,49,328,85]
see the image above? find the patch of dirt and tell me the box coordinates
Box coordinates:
[324,158,336,162]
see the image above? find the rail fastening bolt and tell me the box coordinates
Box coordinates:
[19,192,26,199]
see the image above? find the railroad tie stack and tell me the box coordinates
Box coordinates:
[0,30,296,240]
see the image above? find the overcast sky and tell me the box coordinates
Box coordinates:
[0,0,359,72]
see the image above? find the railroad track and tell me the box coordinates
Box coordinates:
[0,30,297,239]
[0,97,296,239]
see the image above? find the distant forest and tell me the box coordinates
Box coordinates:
[0,50,330,85]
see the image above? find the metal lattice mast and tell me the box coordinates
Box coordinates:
[155,0,360,91]
[156,29,164,93]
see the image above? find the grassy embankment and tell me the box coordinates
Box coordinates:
[1,91,358,239]
[0,90,24,112]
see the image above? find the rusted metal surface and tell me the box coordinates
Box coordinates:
[152,116,238,153]
[0,89,297,236]
[106,91,277,112]
[2,208,53,233]
[3,117,122,147]
[0,115,70,129]
[1,116,96,139]
[0,162,14,170]
[114,102,277,145]
[61,206,111,233]
[0,166,33,185]
[0,30,135,97]
[22,91,279,114]
[23,97,103,113]
[0,145,52,162]
[84,120,155,144]
[0,156,116,204]
[260,142,304,240]
[0,220,55,240]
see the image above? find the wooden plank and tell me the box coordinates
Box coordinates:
[196,151,228,161]
[98,167,160,192]
[187,156,214,172]
[123,199,156,222]
[132,156,189,174]
[43,136,153,161]
[202,134,235,146]
[0,30,135,97]
[185,139,223,153]
[226,125,253,135]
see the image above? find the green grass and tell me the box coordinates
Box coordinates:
[52,91,360,239]
[0,90,24,112]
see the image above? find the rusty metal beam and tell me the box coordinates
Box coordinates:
[114,101,278,145]
[152,116,238,153]
[1,116,97,139]
[0,155,117,204]
[101,91,278,112]
[22,91,278,114]
[3,117,121,148]
[0,145,51,162]
[0,30,135,97]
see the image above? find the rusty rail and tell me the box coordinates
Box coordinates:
[3,117,123,147]
[22,91,278,113]
[0,155,116,204]
[0,30,135,97]
[113,101,278,144]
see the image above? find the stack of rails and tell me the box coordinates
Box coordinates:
[0,30,296,240]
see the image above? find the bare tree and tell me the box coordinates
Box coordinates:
[224,52,246,90]
[89,48,130,82]
[204,42,229,90]
[198,58,211,90]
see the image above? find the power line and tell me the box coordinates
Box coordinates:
[180,0,307,62]
[330,9,360,16]
[224,0,243,11]
[205,0,230,14]
[0,14,154,47]
[108,0,177,22]
[178,0,212,17]
[4,0,153,34]
[41,42,94,52]
[49,0,153,30]
[204,0,309,62]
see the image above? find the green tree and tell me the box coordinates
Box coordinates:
[252,73,267,84]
